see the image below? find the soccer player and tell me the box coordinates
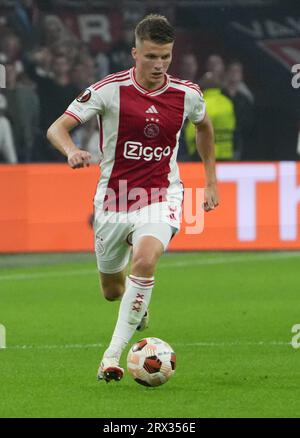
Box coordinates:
[47,14,219,382]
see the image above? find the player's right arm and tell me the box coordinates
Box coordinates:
[47,114,91,169]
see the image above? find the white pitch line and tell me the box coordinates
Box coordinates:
[5,343,104,350]
[0,268,96,281]
[0,252,300,281]
[1,340,292,351]
[160,251,300,268]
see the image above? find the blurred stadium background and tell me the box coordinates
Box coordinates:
[0,0,300,418]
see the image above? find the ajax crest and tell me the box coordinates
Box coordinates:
[144,123,160,138]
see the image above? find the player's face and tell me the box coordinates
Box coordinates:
[132,40,173,89]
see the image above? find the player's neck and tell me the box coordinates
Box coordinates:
[134,68,166,91]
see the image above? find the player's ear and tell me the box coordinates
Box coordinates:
[131,47,137,61]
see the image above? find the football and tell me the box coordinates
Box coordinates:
[127,337,176,387]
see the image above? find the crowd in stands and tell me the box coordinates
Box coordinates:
[0,0,255,164]
[177,53,255,162]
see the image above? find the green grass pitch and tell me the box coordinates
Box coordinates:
[0,251,299,418]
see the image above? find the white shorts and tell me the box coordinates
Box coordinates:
[94,201,181,274]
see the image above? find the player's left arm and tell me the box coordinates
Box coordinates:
[194,113,219,212]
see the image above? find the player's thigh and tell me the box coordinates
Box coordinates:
[94,212,132,299]
[132,200,180,257]
[131,223,174,276]
[98,269,127,301]
[135,201,181,239]
[97,252,131,300]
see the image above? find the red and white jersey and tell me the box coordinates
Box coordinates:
[65,67,205,212]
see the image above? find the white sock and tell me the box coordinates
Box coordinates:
[104,275,154,360]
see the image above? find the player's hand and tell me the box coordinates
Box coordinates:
[203,183,219,212]
[67,148,92,169]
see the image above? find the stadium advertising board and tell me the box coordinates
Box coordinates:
[0,162,299,252]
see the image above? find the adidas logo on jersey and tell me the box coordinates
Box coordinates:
[145,105,159,114]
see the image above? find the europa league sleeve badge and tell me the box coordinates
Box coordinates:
[76,88,92,103]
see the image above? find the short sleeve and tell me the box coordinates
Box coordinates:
[187,87,206,124]
[64,87,105,124]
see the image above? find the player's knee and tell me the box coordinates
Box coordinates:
[131,256,156,277]
[104,293,118,302]
[101,283,124,301]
